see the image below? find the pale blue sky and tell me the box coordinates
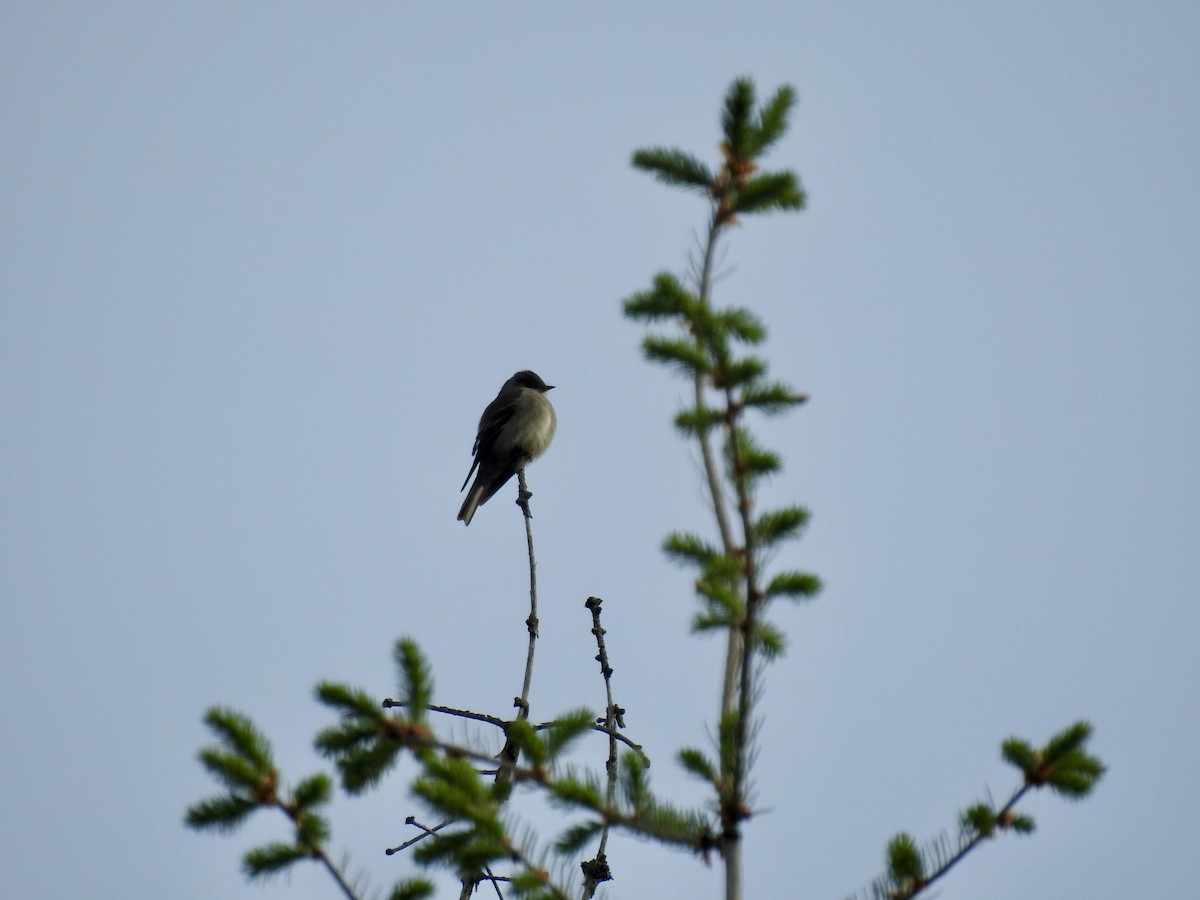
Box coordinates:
[3,3,1198,898]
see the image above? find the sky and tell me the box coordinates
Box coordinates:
[3,3,1198,898]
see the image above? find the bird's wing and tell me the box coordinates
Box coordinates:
[460,392,520,491]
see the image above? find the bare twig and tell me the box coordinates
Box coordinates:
[581,596,621,898]
[497,468,541,773]
[380,700,508,730]
[386,817,452,855]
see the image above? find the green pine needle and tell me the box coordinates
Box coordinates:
[642,334,710,375]
[754,86,796,155]
[507,717,545,766]
[314,719,380,756]
[674,405,726,436]
[733,172,806,214]
[408,826,469,865]
[541,708,596,759]
[198,748,269,793]
[554,821,604,855]
[242,841,306,878]
[715,307,767,344]
[394,638,433,718]
[663,532,722,568]
[754,507,810,545]
[724,428,781,483]
[744,446,781,478]
[619,751,650,808]
[764,569,821,601]
[314,681,384,723]
[742,381,805,414]
[623,272,698,321]
[631,148,715,195]
[336,739,403,794]
[694,577,738,609]
[295,810,331,847]
[1046,759,1105,800]
[414,754,494,817]
[622,798,714,849]
[721,78,756,159]
[1001,737,1036,771]
[716,356,766,387]
[185,794,257,832]
[677,747,718,785]
[717,710,739,774]
[1043,721,1094,762]
[387,878,437,900]
[203,707,274,771]
[291,773,332,809]
[1008,813,1036,834]
[547,776,605,812]
[886,833,925,886]
[960,803,997,838]
[508,867,571,899]
[754,619,787,659]
[691,609,735,633]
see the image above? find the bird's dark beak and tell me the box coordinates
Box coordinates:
[545,385,555,391]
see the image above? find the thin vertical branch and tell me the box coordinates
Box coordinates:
[691,209,744,725]
[694,211,737,558]
[723,389,765,900]
[581,596,620,898]
[517,467,539,701]
[497,467,540,774]
[690,194,749,900]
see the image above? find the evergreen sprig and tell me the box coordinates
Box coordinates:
[312,639,447,794]
[715,307,767,344]
[185,794,257,832]
[243,842,309,877]
[852,723,1105,900]
[641,335,710,376]
[614,753,714,850]
[753,506,810,547]
[1005,720,1105,799]
[733,172,805,214]
[395,637,433,721]
[623,272,700,321]
[387,880,437,900]
[753,619,787,659]
[763,569,822,601]
[677,747,719,786]
[632,148,715,195]
[674,405,726,436]
[547,771,606,812]
[663,531,723,568]
[313,679,404,794]
[554,821,604,855]
[742,381,806,415]
[186,707,355,893]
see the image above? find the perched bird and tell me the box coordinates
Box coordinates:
[457,370,557,526]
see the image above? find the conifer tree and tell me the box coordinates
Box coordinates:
[188,77,1103,900]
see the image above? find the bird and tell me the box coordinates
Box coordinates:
[457,370,557,526]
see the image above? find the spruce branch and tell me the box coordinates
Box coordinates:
[186,707,360,899]
[850,722,1105,900]
[632,148,716,194]
[625,77,811,900]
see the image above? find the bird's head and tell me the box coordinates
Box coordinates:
[510,370,554,392]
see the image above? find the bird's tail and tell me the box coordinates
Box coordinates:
[457,480,486,526]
